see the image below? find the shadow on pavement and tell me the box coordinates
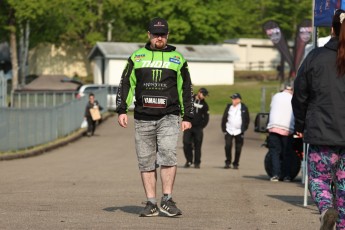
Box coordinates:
[243,174,271,181]
[103,206,182,218]
[103,205,141,215]
[267,195,317,211]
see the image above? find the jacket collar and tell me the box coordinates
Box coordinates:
[324,37,338,51]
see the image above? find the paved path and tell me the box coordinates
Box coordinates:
[0,115,319,230]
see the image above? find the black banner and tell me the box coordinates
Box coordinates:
[293,19,312,76]
[263,20,293,72]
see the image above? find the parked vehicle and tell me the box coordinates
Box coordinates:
[76,84,135,111]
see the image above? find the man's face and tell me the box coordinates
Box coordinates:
[89,95,95,103]
[232,98,240,106]
[198,91,205,100]
[148,32,168,50]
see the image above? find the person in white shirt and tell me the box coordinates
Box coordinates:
[267,86,294,182]
[221,93,250,169]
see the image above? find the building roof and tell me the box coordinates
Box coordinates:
[88,42,238,62]
[224,38,294,47]
[18,75,82,91]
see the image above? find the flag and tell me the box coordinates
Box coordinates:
[314,0,342,27]
[263,20,293,70]
[293,19,313,74]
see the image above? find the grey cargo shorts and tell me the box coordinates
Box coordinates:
[134,114,180,171]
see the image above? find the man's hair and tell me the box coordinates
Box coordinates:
[89,93,95,97]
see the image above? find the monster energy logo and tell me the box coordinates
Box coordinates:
[152,69,162,82]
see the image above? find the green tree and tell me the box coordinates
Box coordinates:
[110,0,312,44]
[0,0,47,90]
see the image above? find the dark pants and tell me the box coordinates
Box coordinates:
[224,133,244,166]
[86,116,96,135]
[268,132,293,178]
[183,127,204,165]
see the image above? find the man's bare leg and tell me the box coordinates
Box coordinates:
[141,170,157,198]
[160,165,176,194]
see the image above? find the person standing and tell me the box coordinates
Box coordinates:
[292,10,345,229]
[116,17,194,217]
[267,86,294,182]
[221,93,249,169]
[84,93,103,137]
[183,87,209,169]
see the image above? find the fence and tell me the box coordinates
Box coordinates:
[0,88,107,152]
[11,91,77,108]
[0,71,6,107]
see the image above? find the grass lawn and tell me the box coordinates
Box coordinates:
[195,80,281,115]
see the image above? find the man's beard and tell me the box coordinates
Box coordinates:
[154,41,165,49]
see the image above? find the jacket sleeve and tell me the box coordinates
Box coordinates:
[85,103,90,117]
[116,57,135,114]
[202,103,210,128]
[180,61,194,122]
[221,104,230,133]
[95,100,103,111]
[242,104,250,132]
[291,54,311,133]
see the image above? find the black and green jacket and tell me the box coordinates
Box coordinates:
[116,42,194,122]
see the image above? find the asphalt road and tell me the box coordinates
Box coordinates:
[0,115,320,230]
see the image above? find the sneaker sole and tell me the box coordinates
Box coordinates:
[320,208,338,230]
[139,211,159,217]
[159,207,182,217]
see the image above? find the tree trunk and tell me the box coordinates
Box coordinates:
[19,20,30,87]
[8,8,19,92]
[10,31,19,92]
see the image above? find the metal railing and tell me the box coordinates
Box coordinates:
[11,91,77,108]
[0,88,107,152]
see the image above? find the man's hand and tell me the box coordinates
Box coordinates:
[181,121,192,131]
[294,132,303,138]
[118,114,128,128]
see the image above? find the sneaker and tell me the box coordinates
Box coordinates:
[224,164,231,169]
[160,198,182,217]
[320,208,338,230]
[184,162,192,168]
[139,201,159,217]
[270,176,279,182]
[233,165,239,170]
[194,164,200,169]
[283,176,291,182]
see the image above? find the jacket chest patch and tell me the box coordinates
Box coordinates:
[142,95,168,108]
[141,60,171,68]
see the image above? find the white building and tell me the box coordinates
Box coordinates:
[223,38,293,71]
[87,42,238,86]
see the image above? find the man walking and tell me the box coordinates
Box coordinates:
[116,17,194,217]
[183,87,209,168]
[267,86,294,182]
[84,93,103,137]
[221,93,250,169]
